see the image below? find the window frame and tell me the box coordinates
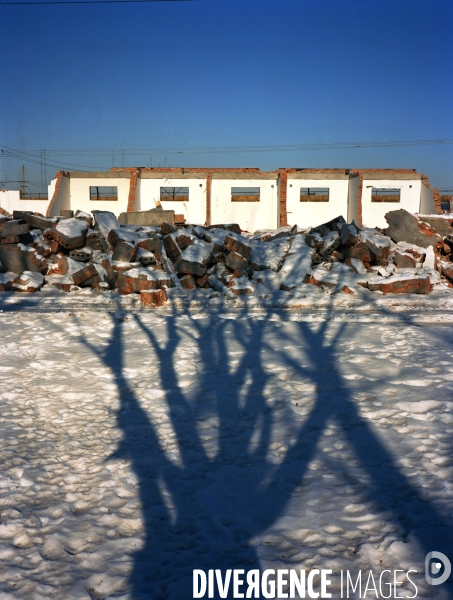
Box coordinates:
[371,188,401,203]
[160,187,190,202]
[231,187,261,202]
[89,186,118,201]
[299,187,330,202]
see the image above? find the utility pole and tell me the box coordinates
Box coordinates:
[44,148,47,195]
[40,149,44,192]
[21,164,25,197]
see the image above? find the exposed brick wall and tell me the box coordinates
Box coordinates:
[206,173,211,226]
[127,170,139,212]
[278,171,288,226]
[46,171,67,217]
[357,171,363,227]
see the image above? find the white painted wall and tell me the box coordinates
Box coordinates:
[361,179,421,228]
[0,190,50,215]
[420,182,435,215]
[47,175,71,216]
[286,178,349,228]
[68,177,130,216]
[211,178,278,231]
[139,178,207,224]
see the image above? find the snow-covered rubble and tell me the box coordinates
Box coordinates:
[1,207,453,307]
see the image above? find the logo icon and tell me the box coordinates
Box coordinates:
[425,551,451,585]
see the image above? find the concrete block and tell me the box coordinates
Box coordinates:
[47,218,88,250]
[0,220,29,238]
[385,209,442,248]
[112,242,137,262]
[0,244,47,274]
[224,232,251,260]
[118,209,175,227]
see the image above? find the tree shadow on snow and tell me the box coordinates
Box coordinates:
[77,301,453,599]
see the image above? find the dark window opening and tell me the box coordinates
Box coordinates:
[90,186,118,201]
[160,187,189,202]
[231,187,260,202]
[300,188,329,202]
[371,188,401,202]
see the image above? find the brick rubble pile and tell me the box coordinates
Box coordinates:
[0,208,452,306]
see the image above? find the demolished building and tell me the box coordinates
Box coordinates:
[0,167,442,230]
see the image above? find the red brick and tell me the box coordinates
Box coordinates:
[141,289,167,307]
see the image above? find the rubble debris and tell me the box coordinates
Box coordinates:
[0,207,452,304]
[0,219,29,239]
[364,274,433,295]
[0,244,47,274]
[118,207,175,227]
[141,288,167,307]
[12,271,45,293]
[385,209,442,248]
[46,218,88,250]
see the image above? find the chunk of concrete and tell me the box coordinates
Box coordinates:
[226,251,249,271]
[47,218,88,250]
[112,242,137,263]
[0,244,47,274]
[69,247,93,263]
[92,211,121,245]
[310,215,346,237]
[0,220,29,238]
[22,213,59,231]
[135,247,156,266]
[340,223,358,246]
[118,209,175,227]
[174,239,214,277]
[250,237,291,272]
[224,232,251,260]
[366,274,433,294]
[385,209,442,248]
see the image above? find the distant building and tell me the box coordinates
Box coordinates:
[1,167,438,230]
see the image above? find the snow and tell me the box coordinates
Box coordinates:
[250,237,292,272]
[180,238,214,265]
[0,303,452,599]
[54,218,88,238]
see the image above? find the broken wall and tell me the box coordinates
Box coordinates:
[139,173,207,224]
[361,175,422,228]
[210,174,278,230]
[0,189,50,215]
[286,174,349,228]
[47,173,70,217]
[67,172,130,216]
[420,179,435,215]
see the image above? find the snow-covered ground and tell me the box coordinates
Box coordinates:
[0,301,452,599]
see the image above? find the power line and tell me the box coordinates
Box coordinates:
[4,139,452,158]
[1,0,192,4]
[2,140,453,178]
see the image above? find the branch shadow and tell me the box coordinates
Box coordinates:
[69,298,453,599]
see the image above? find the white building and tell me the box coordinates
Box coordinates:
[0,167,437,230]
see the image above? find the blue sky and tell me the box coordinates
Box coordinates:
[1,0,452,192]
